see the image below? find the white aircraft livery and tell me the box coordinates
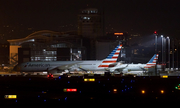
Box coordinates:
[113,54,159,73]
[13,44,123,74]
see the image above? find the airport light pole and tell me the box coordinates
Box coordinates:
[172,38,174,71]
[161,35,164,71]
[154,31,157,75]
[177,40,179,70]
[167,36,170,71]
[154,31,157,54]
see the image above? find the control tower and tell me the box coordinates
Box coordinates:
[78,8,103,38]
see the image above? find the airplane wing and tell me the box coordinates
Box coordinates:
[111,64,129,72]
[138,66,148,71]
[47,62,83,73]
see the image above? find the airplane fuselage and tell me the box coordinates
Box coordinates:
[14,60,113,72]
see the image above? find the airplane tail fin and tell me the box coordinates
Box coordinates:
[144,54,159,68]
[98,44,122,68]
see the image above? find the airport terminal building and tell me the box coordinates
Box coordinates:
[7,30,87,66]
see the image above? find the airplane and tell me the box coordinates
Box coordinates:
[112,54,159,74]
[13,44,123,75]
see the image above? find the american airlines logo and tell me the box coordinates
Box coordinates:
[24,63,50,67]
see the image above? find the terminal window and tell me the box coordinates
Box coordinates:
[23,58,29,62]
[23,51,29,55]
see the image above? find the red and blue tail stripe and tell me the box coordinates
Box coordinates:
[144,54,159,68]
[98,44,122,67]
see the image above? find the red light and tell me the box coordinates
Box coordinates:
[66,89,77,92]
[47,75,49,77]
[51,75,53,77]
[154,31,157,34]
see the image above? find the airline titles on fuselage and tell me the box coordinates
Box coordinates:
[25,63,50,67]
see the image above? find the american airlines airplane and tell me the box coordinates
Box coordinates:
[112,54,159,74]
[13,44,123,75]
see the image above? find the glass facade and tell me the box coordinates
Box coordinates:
[8,30,85,64]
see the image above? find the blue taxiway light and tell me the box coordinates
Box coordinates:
[128,88,129,89]
[125,89,126,91]
[109,90,110,93]
[122,90,123,92]
[65,97,67,100]
[59,77,61,79]
[98,81,100,83]
[58,99,60,101]
[79,91,81,93]
[44,100,46,102]
[125,85,127,87]
[108,79,109,80]
[68,81,70,83]
[103,84,105,86]
[15,100,17,102]
[29,78,31,80]
[131,86,132,88]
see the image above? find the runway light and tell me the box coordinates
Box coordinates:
[113,89,117,92]
[65,97,67,100]
[160,75,168,78]
[64,88,77,92]
[4,95,17,99]
[141,90,145,94]
[161,90,164,94]
[84,78,95,82]
[42,91,46,93]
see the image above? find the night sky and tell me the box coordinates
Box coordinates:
[0,0,180,40]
